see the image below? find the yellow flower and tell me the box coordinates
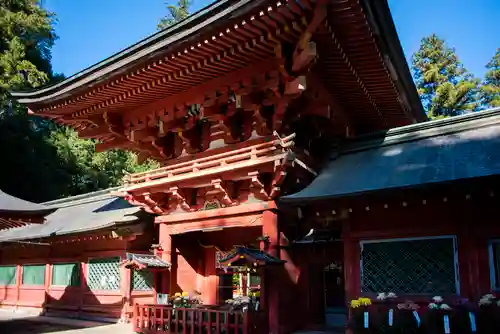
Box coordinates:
[350,300,361,308]
[182,291,189,297]
[358,297,372,306]
[174,292,181,297]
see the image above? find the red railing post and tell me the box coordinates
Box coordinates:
[243,311,249,334]
[133,303,138,331]
[132,305,256,334]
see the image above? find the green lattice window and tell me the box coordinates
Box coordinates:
[132,270,154,291]
[52,263,81,287]
[361,237,458,294]
[0,265,16,286]
[87,257,121,291]
[22,264,45,286]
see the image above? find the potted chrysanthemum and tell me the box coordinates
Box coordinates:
[449,298,477,334]
[393,300,420,334]
[375,292,399,334]
[225,296,253,313]
[170,291,201,309]
[421,296,452,334]
[348,297,374,334]
[477,293,500,334]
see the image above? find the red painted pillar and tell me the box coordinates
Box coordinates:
[342,220,357,303]
[262,209,280,334]
[204,247,218,305]
[159,224,176,295]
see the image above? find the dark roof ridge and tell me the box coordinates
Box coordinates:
[43,186,121,208]
[10,0,264,103]
[342,108,500,155]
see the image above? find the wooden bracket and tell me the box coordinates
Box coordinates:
[249,171,270,201]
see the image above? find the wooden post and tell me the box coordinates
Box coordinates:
[262,209,280,334]
[342,220,356,304]
[159,224,176,295]
[204,247,217,305]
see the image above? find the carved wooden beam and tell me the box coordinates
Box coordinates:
[103,111,126,139]
[168,186,193,212]
[248,171,270,201]
[211,179,236,207]
[77,126,109,139]
[129,127,159,142]
[292,2,327,74]
[124,193,162,214]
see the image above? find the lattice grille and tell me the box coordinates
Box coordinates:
[87,257,121,291]
[132,270,154,291]
[361,238,457,294]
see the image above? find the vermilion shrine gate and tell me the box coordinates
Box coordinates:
[13,0,495,333]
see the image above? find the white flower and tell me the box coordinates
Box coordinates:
[482,294,495,300]
[479,298,492,306]
[432,296,444,303]
[387,292,397,299]
[377,293,387,300]
[428,303,439,309]
[440,304,452,310]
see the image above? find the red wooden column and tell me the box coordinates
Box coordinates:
[342,220,358,303]
[159,224,177,295]
[262,209,280,334]
[204,247,218,305]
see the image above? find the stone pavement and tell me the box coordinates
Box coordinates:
[0,310,134,333]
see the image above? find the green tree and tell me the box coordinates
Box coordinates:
[0,0,57,101]
[0,0,158,202]
[48,126,158,196]
[157,0,192,30]
[411,34,480,119]
[480,49,500,108]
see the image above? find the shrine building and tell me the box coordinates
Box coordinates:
[6,0,500,333]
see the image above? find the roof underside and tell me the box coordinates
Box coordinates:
[0,189,145,242]
[12,0,425,135]
[281,108,500,203]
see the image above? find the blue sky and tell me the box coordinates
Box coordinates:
[45,0,500,79]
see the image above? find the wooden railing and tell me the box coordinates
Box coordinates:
[133,304,267,334]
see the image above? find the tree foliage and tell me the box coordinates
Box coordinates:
[411,34,480,119]
[157,0,192,30]
[0,0,157,202]
[480,49,500,108]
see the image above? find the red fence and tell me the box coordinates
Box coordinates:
[133,304,267,334]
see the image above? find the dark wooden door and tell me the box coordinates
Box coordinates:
[324,262,347,329]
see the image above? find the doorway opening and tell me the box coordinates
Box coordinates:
[323,261,347,329]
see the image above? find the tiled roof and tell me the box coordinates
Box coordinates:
[282,107,500,203]
[0,188,148,242]
[124,253,170,269]
[218,246,285,266]
[0,189,55,216]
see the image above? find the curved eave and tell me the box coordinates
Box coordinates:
[0,190,56,217]
[10,0,265,105]
[361,0,427,123]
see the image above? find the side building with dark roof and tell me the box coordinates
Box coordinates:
[0,188,164,322]
[279,106,500,320]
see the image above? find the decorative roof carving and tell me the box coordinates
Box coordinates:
[123,253,170,270]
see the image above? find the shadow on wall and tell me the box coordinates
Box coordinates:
[0,262,127,329]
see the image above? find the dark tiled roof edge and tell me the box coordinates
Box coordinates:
[342,107,500,154]
[42,186,121,209]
